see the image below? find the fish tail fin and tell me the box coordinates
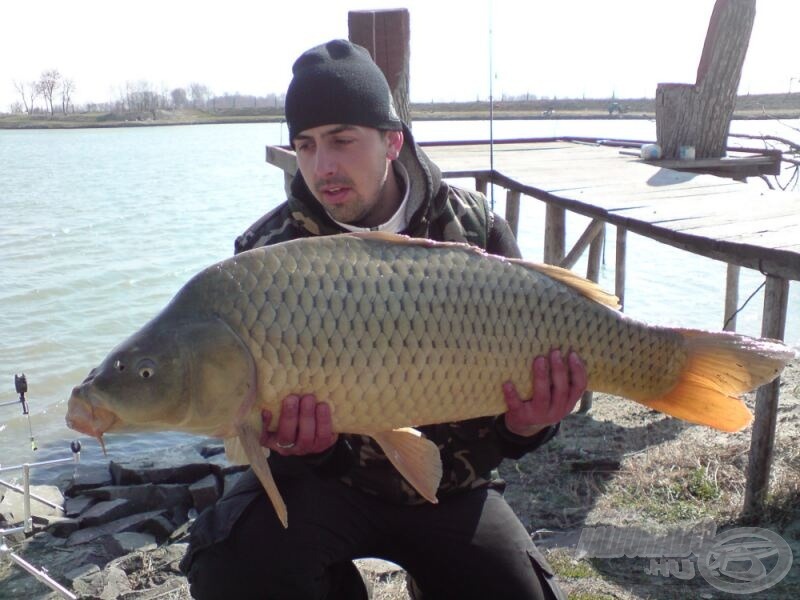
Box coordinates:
[636,330,796,432]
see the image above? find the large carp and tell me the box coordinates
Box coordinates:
[67,232,795,527]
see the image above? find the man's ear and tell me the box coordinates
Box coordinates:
[385,129,404,160]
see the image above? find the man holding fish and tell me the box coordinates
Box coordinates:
[182,39,583,599]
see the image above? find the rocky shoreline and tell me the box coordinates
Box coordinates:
[0,440,245,599]
[1,440,409,599]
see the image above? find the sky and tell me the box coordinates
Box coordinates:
[1,0,799,110]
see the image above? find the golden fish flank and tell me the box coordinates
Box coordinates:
[66,232,796,528]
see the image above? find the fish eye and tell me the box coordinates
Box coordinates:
[137,359,156,379]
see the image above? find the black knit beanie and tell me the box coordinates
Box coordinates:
[285,39,402,144]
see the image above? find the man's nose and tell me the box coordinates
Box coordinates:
[313,146,337,178]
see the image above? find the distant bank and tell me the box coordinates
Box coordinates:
[2,93,799,130]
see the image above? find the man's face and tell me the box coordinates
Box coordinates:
[294,124,403,227]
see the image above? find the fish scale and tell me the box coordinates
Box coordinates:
[195,235,678,432]
[67,232,796,527]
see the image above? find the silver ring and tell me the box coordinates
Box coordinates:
[276,441,295,449]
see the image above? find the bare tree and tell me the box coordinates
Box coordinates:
[38,69,62,116]
[730,128,800,191]
[188,82,210,109]
[171,87,188,109]
[13,79,40,115]
[656,0,756,159]
[61,78,75,113]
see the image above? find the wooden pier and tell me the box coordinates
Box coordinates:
[265,136,799,515]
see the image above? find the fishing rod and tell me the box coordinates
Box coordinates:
[0,374,37,451]
[1,373,81,599]
[488,0,495,210]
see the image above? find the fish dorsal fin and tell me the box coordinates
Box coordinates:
[372,428,442,504]
[343,232,620,310]
[343,231,460,250]
[234,422,288,528]
[511,259,620,309]
[343,231,412,243]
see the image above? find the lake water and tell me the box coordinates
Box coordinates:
[1,118,798,478]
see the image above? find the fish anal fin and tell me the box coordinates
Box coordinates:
[634,330,795,432]
[372,428,442,504]
[234,422,288,528]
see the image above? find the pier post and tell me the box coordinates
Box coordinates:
[723,263,741,331]
[578,224,606,413]
[349,9,411,125]
[505,189,521,239]
[544,206,566,265]
[743,275,790,515]
[656,0,756,159]
[614,227,627,310]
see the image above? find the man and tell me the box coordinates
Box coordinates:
[181,39,586,599]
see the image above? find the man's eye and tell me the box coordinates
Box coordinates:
[335,138,354,145]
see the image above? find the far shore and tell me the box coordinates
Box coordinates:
[3,93,800,131]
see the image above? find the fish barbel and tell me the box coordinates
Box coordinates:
[66,232,795,527]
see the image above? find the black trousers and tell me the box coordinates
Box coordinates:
[181,464,565,600]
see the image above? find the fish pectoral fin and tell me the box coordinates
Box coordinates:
[234,422,288,528]
[372,428,442,504]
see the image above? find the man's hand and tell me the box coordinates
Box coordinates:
[502,350,586,437]
[260,394,338,456]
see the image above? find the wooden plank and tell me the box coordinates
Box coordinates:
[612,218,800,280]
[617,193,797,226]
[720,222,800,247]
[266,145,298,175]
[643,156,776,170]
[526,179,751,213]
[675,214,800,239]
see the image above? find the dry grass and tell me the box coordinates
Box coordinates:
[498,359,800,599]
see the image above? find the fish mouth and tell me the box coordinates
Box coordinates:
[66,390,118,453]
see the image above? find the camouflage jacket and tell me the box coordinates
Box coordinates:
[236,125,559,504]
